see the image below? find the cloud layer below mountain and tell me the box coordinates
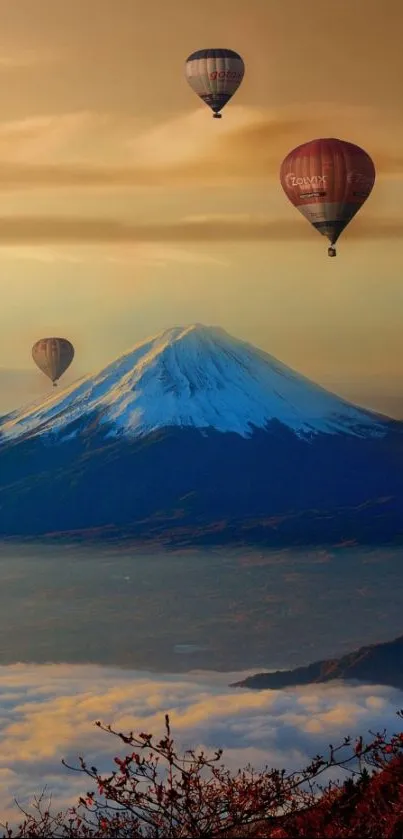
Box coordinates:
[0,663,401,826]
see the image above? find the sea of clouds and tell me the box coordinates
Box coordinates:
[0,663,402,828]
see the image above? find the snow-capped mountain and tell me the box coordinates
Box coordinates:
[0,324,401,545]
[0,324,389,442]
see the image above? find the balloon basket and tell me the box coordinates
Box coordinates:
[328,247,337,258]
[213,113,222,119]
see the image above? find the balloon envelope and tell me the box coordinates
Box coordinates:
[185,48,244,117]
[32,337,74,384]
[280,138,375,255]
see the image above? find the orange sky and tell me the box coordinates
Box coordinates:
[0,0,402,413]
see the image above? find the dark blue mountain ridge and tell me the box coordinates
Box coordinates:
[231,633,403,692]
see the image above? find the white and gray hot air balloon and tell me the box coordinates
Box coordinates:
[185,48,245,118]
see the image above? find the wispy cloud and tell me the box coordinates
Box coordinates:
[0,112,144,164]
[0,213,399,246]
[0,104,401,190]
[0,663,401,825]
[0,242,228,267]
[0,48,55,70]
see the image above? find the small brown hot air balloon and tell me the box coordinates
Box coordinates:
[32,337,74,386]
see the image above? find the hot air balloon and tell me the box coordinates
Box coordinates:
[280,138,376,256]
[185,49,244,118]
[32,337,74,386]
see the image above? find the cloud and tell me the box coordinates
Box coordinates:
[0,663,401,826]
[0,112,145,165]
[0,104,401,190]
[0,213,399,247]
[0,242,228,268]
[0,48,55,70]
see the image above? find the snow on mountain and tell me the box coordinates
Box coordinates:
[0,324,388,443]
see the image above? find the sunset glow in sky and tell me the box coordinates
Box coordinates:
[0,0,402,413]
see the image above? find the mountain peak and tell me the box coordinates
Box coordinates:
[0,324,389,443]
[144,322,230,346]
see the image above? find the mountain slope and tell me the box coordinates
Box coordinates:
[0,324,402,543]
[0,324,390,443]
[231,634,403,692]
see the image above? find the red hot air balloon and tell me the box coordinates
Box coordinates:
[280,138,376,257]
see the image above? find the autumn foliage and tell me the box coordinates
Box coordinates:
[3,711,403,838]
